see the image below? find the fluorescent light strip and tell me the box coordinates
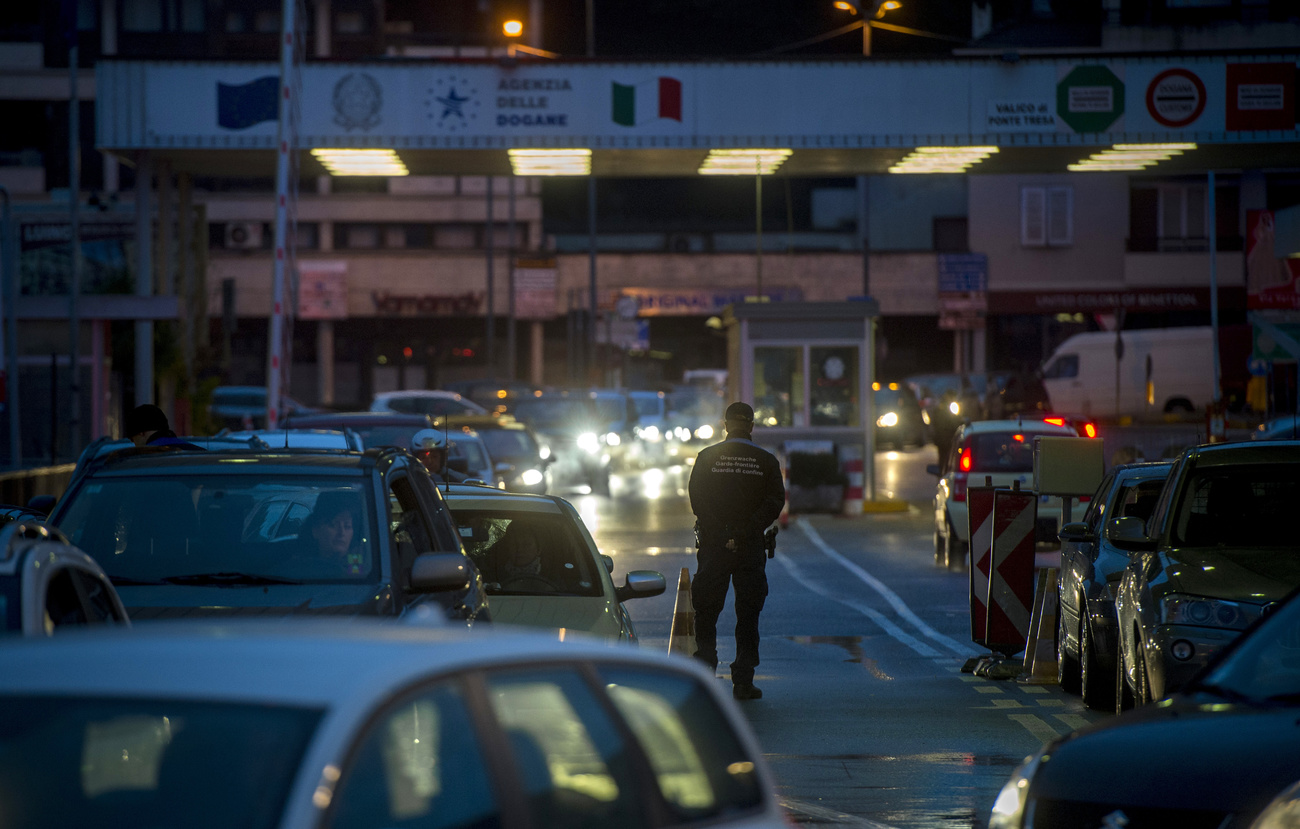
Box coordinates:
[888,145,998,175]
[311,148,408,176]
[1069,142,1197,172]
[698,149,792,175]
[508,148,591,176]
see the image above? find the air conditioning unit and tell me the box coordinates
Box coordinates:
[224,221,264,249]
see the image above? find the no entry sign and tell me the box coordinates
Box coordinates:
[1146,68,1206,128]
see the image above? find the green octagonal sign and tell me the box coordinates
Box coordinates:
[1057,65,1124,133]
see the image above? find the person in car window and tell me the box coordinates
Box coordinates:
[487,521,552,590]
[411,429,467,483]
[298,492,365,577]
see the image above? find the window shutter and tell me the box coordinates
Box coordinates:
[1021,187,1046,247]
[1047,186,1073,246]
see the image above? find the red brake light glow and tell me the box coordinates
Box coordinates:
[1082,422,1098,438]
[958,447,973,472]
[1043,417,1066,427]
[1012,434,1025,443]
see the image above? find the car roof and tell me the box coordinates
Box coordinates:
[959,418,1079,435]
[0,621,688,707]
[287,412,432,425]
[442,486,565,513]
[1187,439,1300,466]
[373,390,466,399]
[74,447,387,476]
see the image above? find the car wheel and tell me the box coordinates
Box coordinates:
[1080,612,1116,711]
[1134,645,1151,707]
[1056,600,1082,695]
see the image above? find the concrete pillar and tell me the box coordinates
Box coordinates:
[318,320,335,405]
[178,173,194,393]
[156,161,173,296]
[134,151,153,406]
[530,320,544,386]
[314,0,331,58]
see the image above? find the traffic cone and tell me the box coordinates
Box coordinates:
[1020,568,1060,684]
[667,567,697,657]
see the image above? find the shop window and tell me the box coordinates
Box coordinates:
[1020,186,1073,247]
[343,224,381,249]
[434,224,477,250]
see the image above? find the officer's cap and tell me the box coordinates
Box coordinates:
[724,402,755,424]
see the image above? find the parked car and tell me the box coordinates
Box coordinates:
[1112,440,1300,709]
[989,586,1300,829]
[209,385,316,430]
[0,521,130,636]
[512,393,612,495]
[1057,460,1173,710]
[0,620,787,829]
[925,417,1082,571]
[873,382,926,449]
[369,389,488,418]
[47,448,490,626]
[442,483,666,642]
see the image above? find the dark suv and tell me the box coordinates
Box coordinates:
[47,447,489,625]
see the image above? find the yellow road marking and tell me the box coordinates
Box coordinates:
[1008,713,1063,744]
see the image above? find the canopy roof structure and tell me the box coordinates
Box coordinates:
[96,54,1300,177]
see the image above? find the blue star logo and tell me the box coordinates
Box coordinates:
[436,87,470,119]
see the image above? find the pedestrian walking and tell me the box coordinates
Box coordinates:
[688,401,785,700]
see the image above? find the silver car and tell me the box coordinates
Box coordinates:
[0,620,788,829]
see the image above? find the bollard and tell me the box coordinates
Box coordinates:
[667,567,697,657]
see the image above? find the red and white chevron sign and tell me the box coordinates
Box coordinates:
[966,485,997,647]
[985,488,1037,656]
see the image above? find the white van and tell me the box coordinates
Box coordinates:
[1040,326,1215,418]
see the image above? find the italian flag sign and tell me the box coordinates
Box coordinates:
[612,77,682,127]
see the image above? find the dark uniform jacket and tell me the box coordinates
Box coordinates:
[689,436,785,547]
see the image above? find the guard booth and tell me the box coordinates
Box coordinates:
[722,300,880,512]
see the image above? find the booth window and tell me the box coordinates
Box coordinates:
[810,347,858,427]
[753,348,803,427]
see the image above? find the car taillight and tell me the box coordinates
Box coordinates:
[1043,417,1066,427]
[1079,421,1098,438]
[958,447,973,472]
[954,473,968,502]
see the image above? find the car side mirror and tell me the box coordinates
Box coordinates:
[26,494,56,515]
[601,554,614,573]
[615,570,666,602]
[1058,522,1094,543]
[925,464,942,477]
[1109,517,1155,552]
[409,552,472,593]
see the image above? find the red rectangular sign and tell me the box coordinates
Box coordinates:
[1226,63,1296,132]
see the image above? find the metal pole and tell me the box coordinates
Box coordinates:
[585,0,594,56]
[864,317,876,501]
[0,185,19,468]
[588,176,597,383]
[755,158,762,298]
[266,0,298,429]
[857,174,870,296]
[507,175,517,380]
[68,39,82,454]
[1209,170,1221,404]
[134,151,154,407]
[486,175,495,375]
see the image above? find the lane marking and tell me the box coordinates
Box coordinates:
[974,686,1005,694]
[795,518,979,657]
[1008,713,1062,745]
[774,553,940,657]
[1054,714,1091,732]
[990,699,1025,708]
[1017,685,1048,695]
[1035,699,1066,708]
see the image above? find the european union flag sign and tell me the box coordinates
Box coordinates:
[217,76,279,130]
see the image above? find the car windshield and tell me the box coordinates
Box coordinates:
[454,439,489,471]
[631,396,661,417]
[512,399,594,431]
[0,695,320,829]
[54,476,380,584]
[1172,464,1300,548]
[478,429,538,459]
[964,430,1062,473]
[1197,592,1300,703]
[385,396,482,417]
[451,509,602,598]
[874,388,919,411]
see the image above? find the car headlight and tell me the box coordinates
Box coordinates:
[877,411,899,428]
[577,432,600,454]
[695,424,714,440]
[1160,593,1263,630]
[539,445,550,460]
[640,425,660,442]
[989,750,1045,829]
[606,432,621,446]
[948,400,961,416]
[520,468,544,486]
[1251,779,1300,829]
[922,410,932,426]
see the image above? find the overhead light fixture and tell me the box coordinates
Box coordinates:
[1069,142,1196,172]
[311,148,408,176]
[508,148,591,176]
[889,145,998,174]
[698,149,793,175]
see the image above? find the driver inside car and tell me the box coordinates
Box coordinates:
[487,521,554,591]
